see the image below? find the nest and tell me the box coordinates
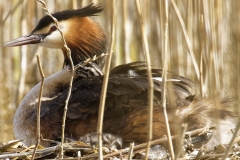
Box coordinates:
[1,126,240,160]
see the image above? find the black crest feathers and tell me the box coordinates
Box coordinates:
[32,3,103,33]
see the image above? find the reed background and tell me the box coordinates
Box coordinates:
[0,0,239,143]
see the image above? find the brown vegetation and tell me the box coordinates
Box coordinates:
[0,0,240,159]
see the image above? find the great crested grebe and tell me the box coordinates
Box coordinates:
[3,4,236,150]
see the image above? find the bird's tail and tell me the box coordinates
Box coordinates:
[176,94,237,150]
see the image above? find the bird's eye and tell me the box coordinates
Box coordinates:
[50,26,57,33]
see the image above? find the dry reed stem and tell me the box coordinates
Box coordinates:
[97,1,116,159]
[222,120,240,159]
[0,141,59,159]
[17,0,28,113]
[103,126,213,159]
[74,53,108,72]
[134,1,154,159]
[211,1,221,90]
[103,136,177,159]
[199,14,204,98]
[36,0,74,158]
[122,0,130,63]
[175,123,188,159]
[36,55,45,139]
[127,142,134,160]
[30,55,45,160]
[171,0,200,79]
[0,127,215,159]
[201,1,222,142]
[2,0,23,24]
[161,0,175,159]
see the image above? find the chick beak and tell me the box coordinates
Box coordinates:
[2,34,44,47]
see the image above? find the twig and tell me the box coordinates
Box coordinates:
[176,123,188,159]
[97,0,116,159]
[171,0,200,79]
[31,55,45,160]
[162,0,175,159]
[103,126,214,159]
[134,1,154,159]
[0,142,59,159]
[17,0,27,115]
[74,53,108,71]
[103,135,178,159]
[222,119,240,159]
[2,0,24,24]
[122,0,131,63]
[127,142,134,160]
[199,14,204,98]
[36,0,74,158]
[185,126,216,138]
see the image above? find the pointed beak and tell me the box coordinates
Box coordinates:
[2,34,44,47]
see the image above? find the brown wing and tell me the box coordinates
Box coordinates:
[40,68,193,119]
[36,64,193,140]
